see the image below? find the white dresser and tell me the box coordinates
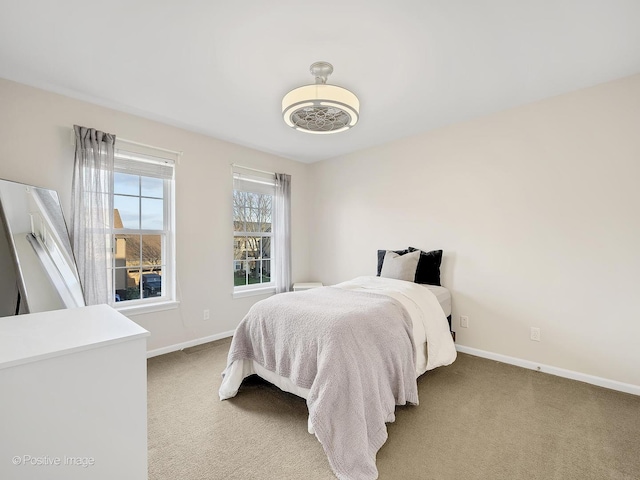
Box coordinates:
[0,304,150,479]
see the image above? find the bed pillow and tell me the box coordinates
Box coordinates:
[379,250,421,282]
[376,249,409,276]
[408,247,442,286]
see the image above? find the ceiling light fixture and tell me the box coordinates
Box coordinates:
[282,62,359,134]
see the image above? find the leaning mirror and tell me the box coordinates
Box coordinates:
[0,179,85,316]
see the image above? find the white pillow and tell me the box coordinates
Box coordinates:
[380,250,420,282]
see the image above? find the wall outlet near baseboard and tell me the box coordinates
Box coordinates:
[203,309,210,321]
[530,327,541,341]
[460,315,469,328]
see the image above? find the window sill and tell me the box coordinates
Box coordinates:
[115,300,180,316]
[232,286,276,299]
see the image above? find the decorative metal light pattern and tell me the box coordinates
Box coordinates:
[282,62,359,134]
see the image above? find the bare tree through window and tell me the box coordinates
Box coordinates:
[233,190,272,287]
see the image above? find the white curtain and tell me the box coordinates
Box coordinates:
[70,125,115,305]
[274,173,291,293]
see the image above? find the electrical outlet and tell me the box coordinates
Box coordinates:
[460,315,469,328]
[203,309,210,321]
[530,327,541,342]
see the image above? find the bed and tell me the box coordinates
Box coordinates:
[220,251,456,480]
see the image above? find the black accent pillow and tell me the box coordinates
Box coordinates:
[376,249,409,276]
[408,247,442,286]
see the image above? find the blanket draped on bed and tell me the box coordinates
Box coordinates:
[223,287,418,480]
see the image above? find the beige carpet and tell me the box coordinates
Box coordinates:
[147,339,640,480]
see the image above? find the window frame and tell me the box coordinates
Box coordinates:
[233,171,276,296]
[109,149,176,310]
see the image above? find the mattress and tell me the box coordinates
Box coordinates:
[423,284,451,317]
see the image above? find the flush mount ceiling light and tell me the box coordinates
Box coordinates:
[282,62,359,134]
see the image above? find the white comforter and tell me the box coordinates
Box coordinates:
[334,276,457,375]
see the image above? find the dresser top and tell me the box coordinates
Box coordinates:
[0,304,150,370]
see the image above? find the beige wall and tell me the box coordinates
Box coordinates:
[0,78,311,351]
[308,74,640,386]
[2,74,639,388]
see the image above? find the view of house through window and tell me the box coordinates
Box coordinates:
[233,170,275,290]
[111,150,175,305]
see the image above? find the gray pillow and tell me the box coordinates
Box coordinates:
[380,250,421,282]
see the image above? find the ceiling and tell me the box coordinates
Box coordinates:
[1,1,639,163]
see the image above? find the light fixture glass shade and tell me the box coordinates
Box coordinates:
[282,84,360,134]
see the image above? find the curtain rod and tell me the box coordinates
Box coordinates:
[70,128,183,157]
[231,163,275,176]
[117,137,183,157]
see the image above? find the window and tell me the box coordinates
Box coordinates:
[111,148,175,307]
[233,169,275,293]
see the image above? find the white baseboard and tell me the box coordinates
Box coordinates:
[456,344,640,396]
[147,336,639,395]
[146,330,235,358]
